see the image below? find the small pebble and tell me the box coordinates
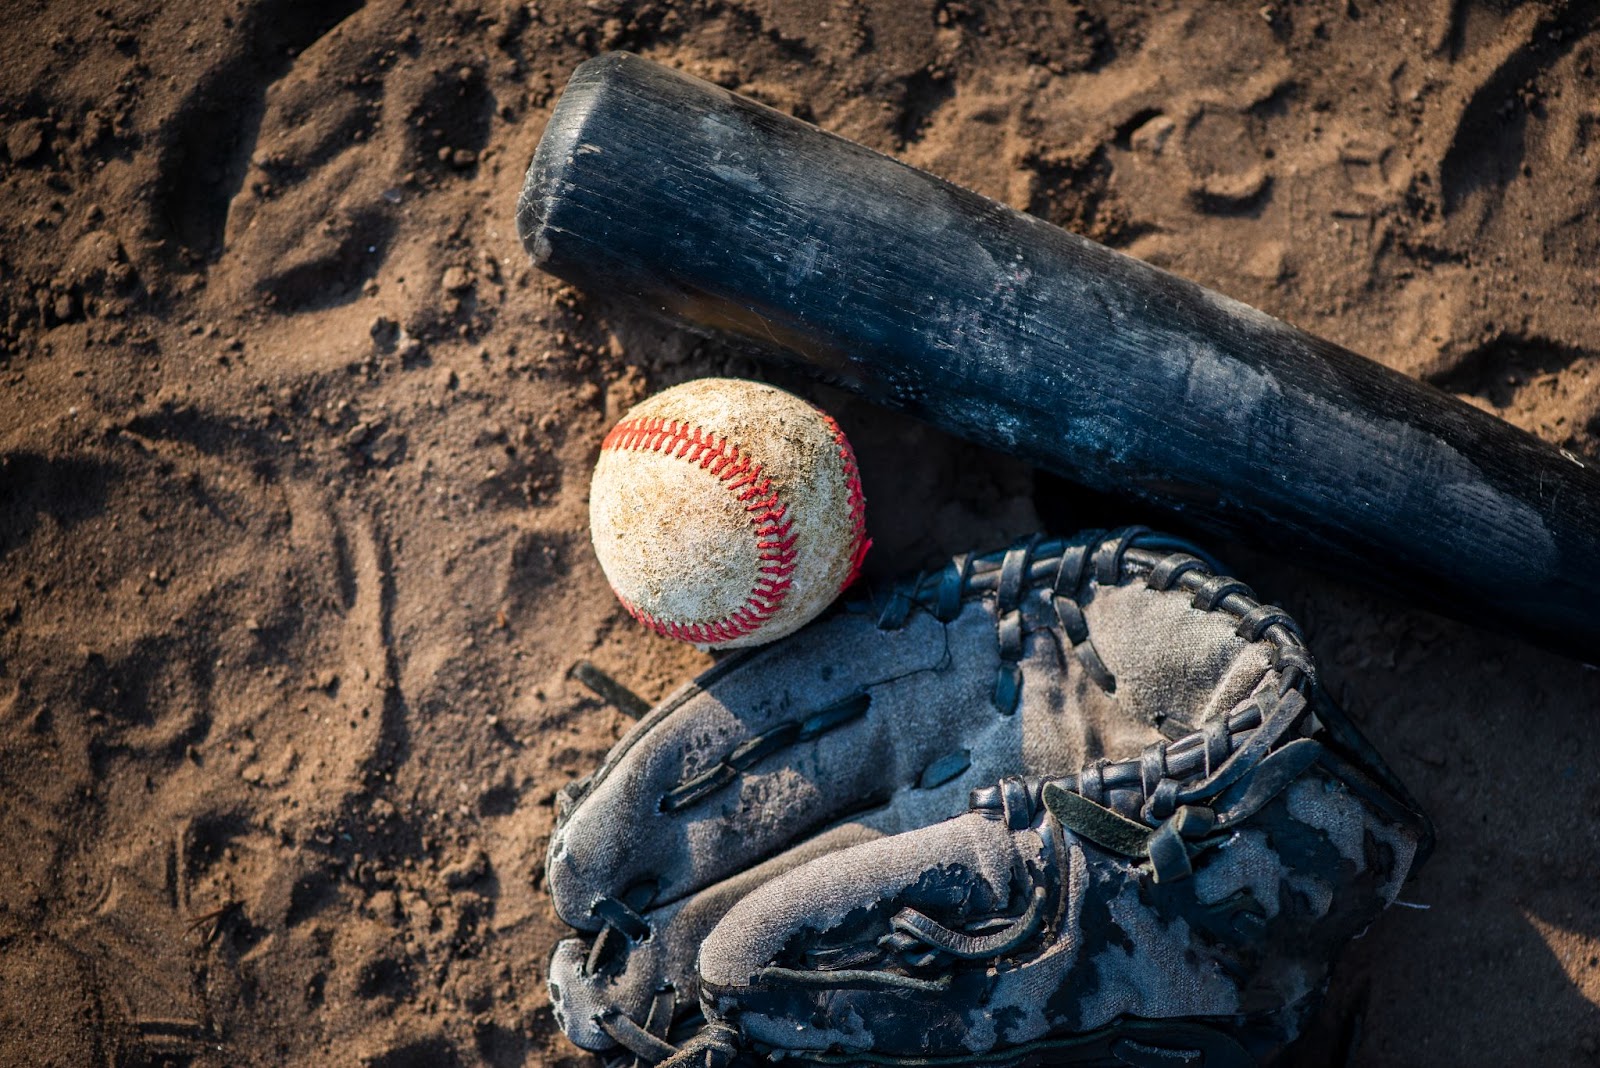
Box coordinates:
[1129,114,1176,155]
[6,119,45,162]
[370,316,399,349]
[443,848,489,889]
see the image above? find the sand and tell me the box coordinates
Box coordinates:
[1,0,1597,1064]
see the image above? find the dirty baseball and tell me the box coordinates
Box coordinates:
[589,377,870,648]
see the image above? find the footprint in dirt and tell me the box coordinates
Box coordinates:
[1,421,458,1062]
[1433,6,1600,237]
[149,0,495,314]
[2,421,411,834]
[150,0,363,264]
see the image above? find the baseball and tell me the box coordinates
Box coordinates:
[589,378,870,649]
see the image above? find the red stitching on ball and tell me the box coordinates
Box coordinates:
[600,409,870,644]
[601,415,798,643]
[822,413,872,591]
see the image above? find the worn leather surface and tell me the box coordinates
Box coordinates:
[543,529,1427,1063]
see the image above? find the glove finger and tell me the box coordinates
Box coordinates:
[697,739,1425,1063]
[548,530,1282,937]
[697,805,1064,1058]
[547,821,884,1053]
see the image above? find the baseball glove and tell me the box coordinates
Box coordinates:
[545,528,1431,1067]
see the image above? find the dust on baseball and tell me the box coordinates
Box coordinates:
[589,378,870,649]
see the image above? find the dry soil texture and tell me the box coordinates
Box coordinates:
[1,1,1599,1066]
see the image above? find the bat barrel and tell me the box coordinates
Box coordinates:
[518,52,1600,665]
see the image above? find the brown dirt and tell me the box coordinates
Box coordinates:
[1,1,1598,1065]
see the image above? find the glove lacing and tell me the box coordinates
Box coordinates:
[573,528,1432,1066]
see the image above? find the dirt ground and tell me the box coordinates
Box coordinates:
[2,0,1598,1065]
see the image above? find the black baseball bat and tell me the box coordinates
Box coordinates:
[517,52,1600,665]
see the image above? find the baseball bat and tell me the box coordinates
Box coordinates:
[517,52,1600,665]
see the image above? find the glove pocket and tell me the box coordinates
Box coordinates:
[546,606,1014,931]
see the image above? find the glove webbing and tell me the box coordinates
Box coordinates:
[871,528,1256,714]
[951,534,1432,884]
